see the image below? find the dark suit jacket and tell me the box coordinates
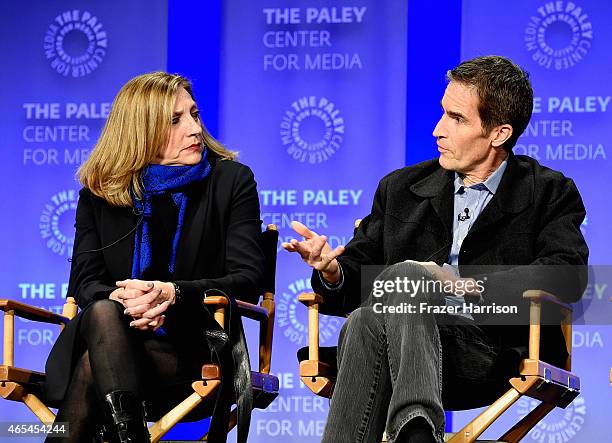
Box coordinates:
[312,153,588,359]
[44,156,265,403]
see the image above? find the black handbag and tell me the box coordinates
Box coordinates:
[203,289,253,443]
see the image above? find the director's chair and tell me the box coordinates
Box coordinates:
[1,224,280,442]
[297,224,580,442]
[298,290,579,442]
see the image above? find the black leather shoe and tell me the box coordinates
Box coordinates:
[397,417,437,443]
[103,391,151,443]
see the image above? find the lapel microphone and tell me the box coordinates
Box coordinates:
[457,208,470,222]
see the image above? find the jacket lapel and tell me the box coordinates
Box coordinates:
[173,179,209,279]
[410,166,455,243]
[468,153,533,236]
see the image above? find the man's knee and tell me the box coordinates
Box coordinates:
[373,262,440,303]
[338,307,385,364]
[341,307,383,339]
[349,305,381,324]
[378,261,433,281]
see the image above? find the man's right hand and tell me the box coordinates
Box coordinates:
[281,221,345,285]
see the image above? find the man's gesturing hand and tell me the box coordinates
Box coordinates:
[281,221,345,284]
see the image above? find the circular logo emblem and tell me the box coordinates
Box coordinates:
[277,277,343,346]
[516,396,586,441]
[524,1,593,70]
[44,10,108,77]
[280,96,345,164]
[40,190,78,257]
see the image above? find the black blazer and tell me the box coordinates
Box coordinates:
[44,156,265,403]
[312,153,588,357]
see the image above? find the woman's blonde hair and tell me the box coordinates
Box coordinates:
[78,71,236,207]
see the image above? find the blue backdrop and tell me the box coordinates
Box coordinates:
[217,2,406,440]
[0,1,168,441]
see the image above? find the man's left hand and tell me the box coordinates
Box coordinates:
[418,261,482,301]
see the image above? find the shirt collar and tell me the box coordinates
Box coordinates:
[454,157,508,195]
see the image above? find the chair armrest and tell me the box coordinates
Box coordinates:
[202,295,275,374]
[297,292,338,398]
[298,292,325,305]
[297,292,325,361]
[2,299,71,367]
[299,360,333,378]
[202,296,269,322]
[522,290,573,369]
[236,300,268,322]
[0,299,69,325]
[523,290,573,312]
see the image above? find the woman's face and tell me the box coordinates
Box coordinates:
[155,87,203,165]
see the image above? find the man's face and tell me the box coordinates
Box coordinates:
[155,87,203,166]
[433,81,495,174]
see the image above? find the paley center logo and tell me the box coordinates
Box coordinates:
[524,1,593,70]
[44,10,108,77]
[280,96,345,164]
[517,396,586,442]
[39,189,78,257]
[277,277,343,346]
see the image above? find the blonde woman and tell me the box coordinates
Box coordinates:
[44,72,264,443]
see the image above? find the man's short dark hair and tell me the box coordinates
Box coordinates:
[447,55,533,151]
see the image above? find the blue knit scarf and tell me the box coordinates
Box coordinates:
[131,152,211,278]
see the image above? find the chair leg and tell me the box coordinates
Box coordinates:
[149,380,220,443]
[149,392,203,443]
[201,408,238,440]
[447,388,521,443]
[0,382,56,425]
[22,392,56,424]
[498,401,555,443]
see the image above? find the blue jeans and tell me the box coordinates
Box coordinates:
[322,262,505,443]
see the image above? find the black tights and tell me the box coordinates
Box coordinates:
[47,299,208,442]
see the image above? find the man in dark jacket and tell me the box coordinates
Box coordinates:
[283,56,588,443]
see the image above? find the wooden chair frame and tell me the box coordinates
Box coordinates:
[298,289,579,443]
[1,224,280,443]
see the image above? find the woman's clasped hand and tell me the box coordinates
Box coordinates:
[109,279,177,331]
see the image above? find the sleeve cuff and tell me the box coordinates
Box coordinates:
[318,263,344,291]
